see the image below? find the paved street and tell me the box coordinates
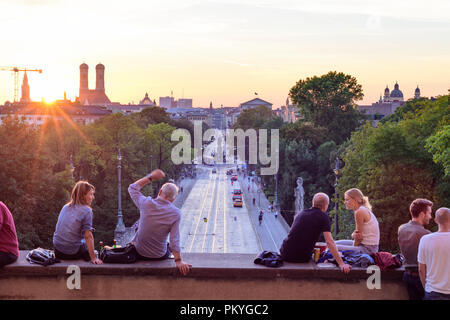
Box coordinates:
[180,165,261,253]
[180,167,289,254]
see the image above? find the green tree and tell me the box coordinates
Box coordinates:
[338,95,449,251]
[289,71,364,144]
[426,125,450,176]
[233,105,274,130]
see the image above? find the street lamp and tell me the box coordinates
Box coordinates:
[333,157,340,238]
[115,149,126,240]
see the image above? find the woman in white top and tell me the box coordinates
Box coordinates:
[335,188,380,255]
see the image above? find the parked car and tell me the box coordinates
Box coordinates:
[212,168,217,173]
[233,199,243,207]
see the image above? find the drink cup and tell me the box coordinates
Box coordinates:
[315,242,327,254]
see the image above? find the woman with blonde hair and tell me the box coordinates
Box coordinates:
[335,188,380,255]
[53,181,102,264]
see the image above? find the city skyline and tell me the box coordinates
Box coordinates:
[1,0,449,107]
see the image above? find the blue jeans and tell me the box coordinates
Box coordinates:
[335,240,379,255]
[403,272,424,300]
[424,291,450,300]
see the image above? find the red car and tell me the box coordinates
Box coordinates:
[231,175,238,181]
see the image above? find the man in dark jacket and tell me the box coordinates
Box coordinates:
[279,193,351,273]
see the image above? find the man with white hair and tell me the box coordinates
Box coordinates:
[279,193,351,273]
[128,169,191,275]
[418,207,450,300]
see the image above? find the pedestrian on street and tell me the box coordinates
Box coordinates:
[248,185,250,191]
[253,198,256,205]
[259,212,263,226]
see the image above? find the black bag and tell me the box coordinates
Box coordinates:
[100,243,137,263]
[254,250,283,268]
[26,248,60,266]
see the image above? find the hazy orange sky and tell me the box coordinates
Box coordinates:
[1,0,449,108]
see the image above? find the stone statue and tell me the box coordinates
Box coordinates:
[294,177,305,214]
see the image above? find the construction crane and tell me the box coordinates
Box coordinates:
[0,66,43,102]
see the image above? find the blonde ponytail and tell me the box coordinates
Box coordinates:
[345,188,372,211]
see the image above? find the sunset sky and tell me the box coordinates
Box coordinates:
[1,0,449,107]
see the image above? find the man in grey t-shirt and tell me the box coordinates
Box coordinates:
[128,169,191,276]
[398,198,433,300]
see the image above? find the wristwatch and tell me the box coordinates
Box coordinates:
[146,174,152,181]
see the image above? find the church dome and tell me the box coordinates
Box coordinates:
[390,83,403,98]
[80,63,88,69]
[96,63,105,70]
[415,86,420,93]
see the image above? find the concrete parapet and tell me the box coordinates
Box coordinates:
[0,251,408,300]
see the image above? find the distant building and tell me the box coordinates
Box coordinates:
[20,72,31,103]
[358,83,422,125]
[0,102,111,126]
[226,108,241,128]
[177,98,193,108]
[159,96,175,108]
[165,107,211,127]
[383,82,404,103]
[140,92,157,106]
[277,97,300,123]
[78,63,111,106]
[239,97,272,110]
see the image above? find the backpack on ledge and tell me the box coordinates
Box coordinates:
[26,248,60,266]
[100,243,137,264]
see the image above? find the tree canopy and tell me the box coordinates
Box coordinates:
[289,71,364,144]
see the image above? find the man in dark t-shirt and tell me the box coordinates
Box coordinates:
[280,193,351,273]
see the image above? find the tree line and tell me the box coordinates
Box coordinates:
[0,107,196,249]
[234,72,449,252]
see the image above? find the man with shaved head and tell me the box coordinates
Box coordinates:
[418,207,450,300]
[279,193,351,273]
[128,169,191,276]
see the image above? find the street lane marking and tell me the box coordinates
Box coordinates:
[188,170,215,252]
[202,170,219,252]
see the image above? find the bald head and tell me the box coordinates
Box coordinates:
[312,193,329,212]
[435,207,450,226]
[158,183,179,202]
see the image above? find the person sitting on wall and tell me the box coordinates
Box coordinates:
[128,169,191,276]
[279,193,351,274]
[335,188,380,255]
[0,201,19,268]
[53,181,103,264]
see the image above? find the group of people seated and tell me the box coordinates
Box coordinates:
[279,190,449,300]
[1,169,449,300]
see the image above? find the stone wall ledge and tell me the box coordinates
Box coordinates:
[1,250,404,280]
